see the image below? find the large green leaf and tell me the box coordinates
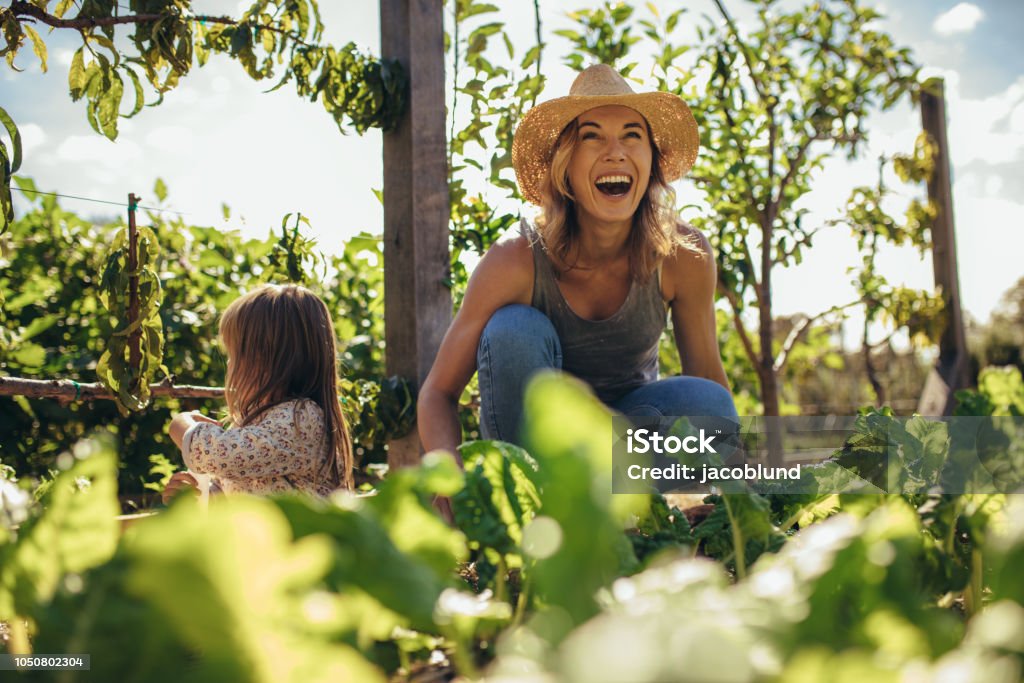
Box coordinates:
[453,439,541,556]
[520,373,641,641]
[0,436,119,620]
[121,496,386,682]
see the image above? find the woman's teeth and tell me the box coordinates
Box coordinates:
[595,174,632,196]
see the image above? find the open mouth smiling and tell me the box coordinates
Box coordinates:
[594,173,633,197]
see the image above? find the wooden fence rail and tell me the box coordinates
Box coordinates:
[0,377,223,402]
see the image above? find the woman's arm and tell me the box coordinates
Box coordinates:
[663,225,730,391]
[418,236,533,457]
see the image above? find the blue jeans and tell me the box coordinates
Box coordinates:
[477,305,739,443]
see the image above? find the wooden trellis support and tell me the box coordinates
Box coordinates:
[0,191,186,406]
[380,0,451,468]
[917,78,970,415]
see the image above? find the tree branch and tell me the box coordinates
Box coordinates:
[773,300,861,373]
[711,0,768,102]
[0,376,223,402]
[9,1,315,48]
[719,283,759,369]
[714,74,764,224]
[774,133,818,207]
[533,0,543,84]
[767,108,777,205]
[741,237,763,310]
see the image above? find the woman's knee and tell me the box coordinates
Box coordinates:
[681,377,738,418]
[644,376,738,418]
[478,305,561,365]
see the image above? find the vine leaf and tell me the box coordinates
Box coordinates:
[0,105,21,234]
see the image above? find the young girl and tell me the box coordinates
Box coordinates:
[163,284,353,502]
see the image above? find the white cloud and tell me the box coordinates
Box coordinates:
[56,135,142,166]
[918,68,1024,167]
[212,76,232,93]
[983,175,1004,196]
[951,190,1024,321]
[145,125,195,155]
[933,3,984,36]
[18,123,46,156]
[55,49,75,68]
[1010,102,1024,135]
[166,86,200,106]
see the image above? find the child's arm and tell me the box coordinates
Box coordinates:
[168,411,220,449]
[182,403,324,481]
[161,471,200,505]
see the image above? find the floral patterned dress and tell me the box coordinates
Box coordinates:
[181,399,336,496]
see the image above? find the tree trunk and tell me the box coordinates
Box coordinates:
[863,318,886,407]
[758,211,784,466]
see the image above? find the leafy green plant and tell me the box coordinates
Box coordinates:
[2,373,1024,680]
[0,1,405,234]
[0,181,408,493]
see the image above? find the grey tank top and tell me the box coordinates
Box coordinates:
[523,220,668,403]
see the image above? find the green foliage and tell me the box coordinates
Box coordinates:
[96,222,166,411]
[447,0,544,287]
[0,181,403,492]
[955,366,1024,418]
[627,492,695,564]
[693,492,785,578]
[0,105,19,234]
[558,2,640,74]
[834,138,945,389]
[969,278,1024,377]
[36,496,389,681]
[0,434,119,622]
[454,440,540,559]
[520,373,643,641]
[2,375,1024,679]
[0,0,406,234]
[555,0,927,415]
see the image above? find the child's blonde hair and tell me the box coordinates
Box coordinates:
[219,284,353,490]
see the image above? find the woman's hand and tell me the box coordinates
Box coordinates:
[162,471,200,505]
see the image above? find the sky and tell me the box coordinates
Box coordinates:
[3,0,1023,333]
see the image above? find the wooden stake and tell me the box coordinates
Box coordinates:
[127,192,142,379]
[380,0,451,468]
[917,79,970,415]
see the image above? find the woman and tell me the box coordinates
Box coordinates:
[418,64,737,457]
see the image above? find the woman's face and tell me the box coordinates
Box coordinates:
[566,105,653,228]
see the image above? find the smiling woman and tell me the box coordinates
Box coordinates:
[417,64,738,472]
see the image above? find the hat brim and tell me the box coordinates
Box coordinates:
[512,91,699,206]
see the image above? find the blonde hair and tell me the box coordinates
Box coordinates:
[219,284,353,490]
[536,118,700,281]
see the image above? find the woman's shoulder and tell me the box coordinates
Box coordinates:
[471,221,535,293]
[661,220,715,301]
[672,219,713,258]
[488,220,536,262]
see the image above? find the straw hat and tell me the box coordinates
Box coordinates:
[512,64,700,206]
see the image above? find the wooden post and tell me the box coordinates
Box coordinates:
[380,0,451,468]
[917,78,970,415]
[127,192,142,379]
